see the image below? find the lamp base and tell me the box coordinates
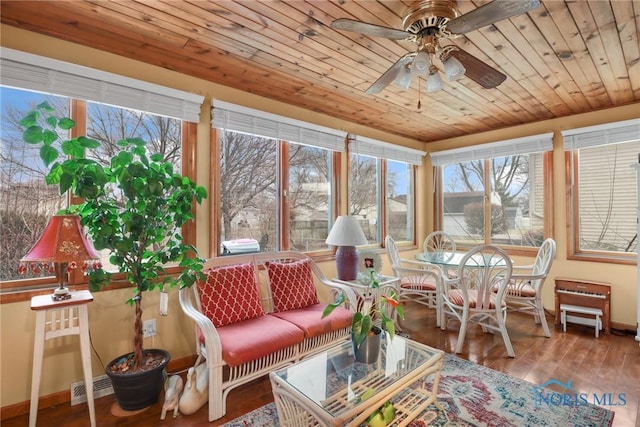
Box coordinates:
[52,286,72,301]
[335,246,360,281]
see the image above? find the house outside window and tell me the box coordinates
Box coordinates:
[431,133,553,249]
[563,119,639,261]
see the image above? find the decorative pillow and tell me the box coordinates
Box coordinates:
[266,259,320,312]
[199,263,264,328]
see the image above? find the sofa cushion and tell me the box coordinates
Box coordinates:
[216,315,305,366]
[266,258,319,312]
[271,303,353,338]
[199,263,264,328]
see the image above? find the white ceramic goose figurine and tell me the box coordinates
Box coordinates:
[178,363,209,415]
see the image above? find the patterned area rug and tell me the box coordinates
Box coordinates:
[222,354,614,427]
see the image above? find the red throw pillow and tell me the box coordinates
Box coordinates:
[266,259,320,312]
[199,263,264,327]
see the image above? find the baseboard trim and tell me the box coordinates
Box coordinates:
[0,354,197,422]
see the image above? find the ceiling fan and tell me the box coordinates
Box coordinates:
[331,0,541,95]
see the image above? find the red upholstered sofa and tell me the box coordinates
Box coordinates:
[179,251,357,422]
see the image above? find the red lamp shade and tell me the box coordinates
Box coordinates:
[19,215,99,273]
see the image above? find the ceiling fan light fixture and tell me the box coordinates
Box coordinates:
[426,68,444,92]
[442,55,466,81]
[411,50,431,76]
[393,65,413,90]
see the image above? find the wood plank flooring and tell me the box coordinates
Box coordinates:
[4,302,639,426]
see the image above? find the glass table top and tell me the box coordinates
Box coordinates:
[271,336,441,420]
[416,250,507,267]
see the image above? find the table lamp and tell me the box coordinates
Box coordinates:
[18,215,100,301]
[326,215,368,281]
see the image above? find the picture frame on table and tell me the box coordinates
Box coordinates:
[358,250,382,274]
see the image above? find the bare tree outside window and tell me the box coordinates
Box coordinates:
[349,154,378,242]
[288,145,331,251]
[442,154,543,247]
[219,130,277,251]
[1,90,68,281]
[386,160,412,242]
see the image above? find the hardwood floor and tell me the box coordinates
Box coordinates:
[4,302,639,426]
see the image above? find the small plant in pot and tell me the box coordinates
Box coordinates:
[20,102,207,410]
[322,269,404,363]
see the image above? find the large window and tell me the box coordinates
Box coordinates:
[348,135,422,245]
[0,49,204,289]
[432,134,552,249]
[219,130,278,251]
[213,104,423,253]
[213,101,344,254]
[349,153,380,242]
[564,119,639,261]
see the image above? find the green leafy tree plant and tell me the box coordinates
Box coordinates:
[20,101,207,372]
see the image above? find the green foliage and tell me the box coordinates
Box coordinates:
[322,269,404,347]
[20,102,208,366]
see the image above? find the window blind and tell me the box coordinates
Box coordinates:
[0,48,204,122]
[212,100,346,152]
[429,132,553,166]
[562,118,640,150]
[348,134,426,165]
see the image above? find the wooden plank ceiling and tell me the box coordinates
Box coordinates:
[1,0,638,143]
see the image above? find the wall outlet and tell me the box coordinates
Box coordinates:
[142,318,157,338]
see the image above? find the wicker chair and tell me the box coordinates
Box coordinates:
[504,238,556,337]
[440,245,515,357]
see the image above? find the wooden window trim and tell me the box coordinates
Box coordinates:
[2,106,198,303]
[566,151,636,265]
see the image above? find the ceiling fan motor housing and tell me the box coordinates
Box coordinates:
[402,0,460,38]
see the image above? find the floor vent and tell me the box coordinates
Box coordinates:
[70,374,114,405]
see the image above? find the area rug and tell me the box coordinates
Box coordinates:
[222,354,614,427]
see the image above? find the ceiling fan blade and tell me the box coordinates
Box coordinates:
[331,18,414,41]
[449,48,506,89]
[447,0,541,34]
[365,54,416,95]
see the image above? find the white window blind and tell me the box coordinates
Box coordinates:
[348,134,425,165]
[562,118,640,150]
[212,100,346,152]
[0,48,204,122]
[429,133,553,166]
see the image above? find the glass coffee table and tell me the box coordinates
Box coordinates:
[269,336,443,426]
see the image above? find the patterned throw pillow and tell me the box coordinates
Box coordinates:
[199,263,264,327]
[266,259,320,312]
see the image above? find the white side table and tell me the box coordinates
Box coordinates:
[29,290,95,427]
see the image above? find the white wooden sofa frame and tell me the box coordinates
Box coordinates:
[179,251,358,422]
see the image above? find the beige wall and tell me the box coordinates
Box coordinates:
[1,24,638,410]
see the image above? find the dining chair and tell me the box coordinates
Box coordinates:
[504,238,556,337]
[440,244,515,357]
[423,231,456,254]
[423,231,457,278]
[385,235,442,326]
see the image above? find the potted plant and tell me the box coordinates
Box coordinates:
[20,101,207,410]
[322,269,404,363]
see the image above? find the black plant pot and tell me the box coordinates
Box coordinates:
[352,326,382,364]
[105,349,170,411]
